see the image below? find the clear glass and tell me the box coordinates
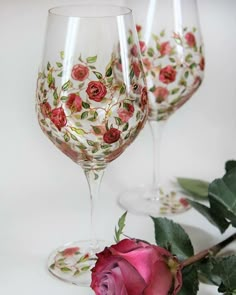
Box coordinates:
[118,0,205,215]
[36,4,148,286]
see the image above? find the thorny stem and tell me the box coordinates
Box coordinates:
[182,232,236,268]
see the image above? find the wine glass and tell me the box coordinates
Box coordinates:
[118,0,205,215]
[36,4,148,286]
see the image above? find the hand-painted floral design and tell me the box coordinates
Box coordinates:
[136,25,205,121]
[36,46,148,168]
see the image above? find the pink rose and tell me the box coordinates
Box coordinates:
[160,41,172,56]
[154,87,169,103]
[131,44,138,57]
[132,62,141,78]
[143,58,152,71]
[91,239,182,295]
[103,128,121,144]
[40,102,51,118]
[118,104,135,122]
[139,41,147,54]
[62,247,79,257]
[86,81,107,102]
[66,93,82,113]
[159,65,177,84]
[71,64,89,81]
[185,32,196,47]
[50,107,67,130]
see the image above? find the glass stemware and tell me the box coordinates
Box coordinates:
[118,0,205,215]
[36,4,148,286]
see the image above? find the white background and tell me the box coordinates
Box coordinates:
[0,0,236,294]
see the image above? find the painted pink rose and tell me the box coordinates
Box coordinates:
[86,81,107,102]
[40,102,51,118]
[131,44,138,57]
[143,58,152,71]
[66,93,82,113]
[159,65,177,84]
[132,62,141,78]
[141,87,148,111]
[71,64,89,81]
[199,56,205,71]
[160,41,172,56]
[103,128,121,144]
[50,107,67,130]
[154,87,169,103]
[62,247,80,257]
[139,41,147,54]
[91,239,182,295]
[118,104,135,123]
[185,32,196,47]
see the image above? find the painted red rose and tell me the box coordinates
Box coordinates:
[160,41,172,56]
[185,32,196,47]
[103,128,121,144]
[71,64,89,81]
[86,81,107,102]
[154,87,169,103]
[131,44,138,57]
[62,247,80,257]
[143,58,152,71]
[141,87,148,110]
[91,239,182,295]
[159,65,177,84]
[66,93,82,113]
[199,56,205,71]
[118,104,135,123]
[40,102,51,118]
[50,107,67,130]
[132,62,141,78]
[139,41,147,54]
[136,25,142,33]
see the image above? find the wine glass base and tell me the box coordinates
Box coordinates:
[47,240,109,287]
[118,186,191,216]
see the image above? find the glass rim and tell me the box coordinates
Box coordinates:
[48,4,132,19]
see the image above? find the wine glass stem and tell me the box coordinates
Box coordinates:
[84,167,105,249]
[149,120,166,200]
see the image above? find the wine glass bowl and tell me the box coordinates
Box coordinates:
[36,4,148,286]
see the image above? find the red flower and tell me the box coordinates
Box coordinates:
[199,56,205,71]
[40,102,51,118]
[118,103,135,123]
[62,247,80,257]
[50,107,67,130]
[132,62,141,78]
[160,41,172,56]
[141,87,148,110]
[66,93,82,113]
[71,64,89,81]
[185,32,196,47]
[154,87,169,103]
[136,25,142,33]
[131,44,138,57]
[139,41,146,54]
[86,81,107,102]
[103,128,121,144]
[91,239,182,295]
[143,58,152,71]
[159,65,177,84]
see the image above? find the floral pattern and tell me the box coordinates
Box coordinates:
[36,47,148,168]
[136,26,205,121]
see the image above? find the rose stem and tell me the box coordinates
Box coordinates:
[182,232,236,268]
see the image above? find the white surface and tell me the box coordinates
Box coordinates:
[0,0,236,294]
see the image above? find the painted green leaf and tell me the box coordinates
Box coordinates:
[62,80,71,91]
[61,96,68,102]
[185,54,193,63]
[120,84,126,95]
[101,144,111,149]
[60,267,72,272]
[53,89,59,100]
[87,140,96,146]
[115,117,122,126]
[177,177,209,199]
[123,122,129,132]
[60,51,64,60]
[81,265,91,272]
[93,71,103,80]
[129,69,135,79]
[89,65,96,70]
[71,127,85,135]
[81,111,89,119]
[128,35,133,45]
[160,29,165,37]
[152,217,194,260]
[169,57,176,63]
[171,88,180,95]
[77,144,87,150]
[82,102,90,109]
[147,47,154,57]
[178,265,199,295]
[47,62,51,71]
[114,211,127,243]
[64,133,70,142]
[184,71,189,79]
[105,67,113,77]
[149,86,156,93]
[92,126,102,135]
[190,63,197,69]
[57,71,63,77]
[70,134,78,141]
[136,111,141,121]
[56,62,63,68]
[86,55,97,63]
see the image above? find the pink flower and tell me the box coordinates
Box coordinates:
[185,32,196,47]
[91,239,182,295]
[143,58,152,71]
[131,44,138,57]
[71,64,89,81]
[66,93,82,113]
[62,247,80,257]
[154,87,169,103]
[103,128,121,144]
[141,87,148,111]
[132,62,141,78]
[160,41,172,56]
[40,102,51,118]
[159,65,177,84]
[86,81,107,102]
[118,104,135,122]
[50,107,67,130]
[139,41,147,54]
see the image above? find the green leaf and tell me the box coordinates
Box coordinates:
[179,265,199,295]
[190,63,197,69]
[81,111,89,119]
[187,199,230,233]
[115,117,122,126]
[82,102,90,109]
[60,51,64,60]
[56,62,63,68]
[171,88,180,95]
[60,267,72,272]
[71,127,85,135]
[120,84,126,95]
[147,47,154,57]
[81,265,91,272]
[64,133,70,142]
[93,71,103,80]
[152,217,194,260]
[57,71,63,77]
[225,160,236,173]
[47,62,51,71]
[114,212,127,243]
[53,89,59,100]
[86,55,97,63]
[184,71,189,79]
[169,57,176,63]
[87,140,96,146]
[197,257,222,286]
[123,122,129,132]
[105,67,113,77]
[61,96,68,102]
[92,126,102,135]
[62,80,71,91]
[177,177,209,199]
[160,29,165,37]
[71,134,78,141]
